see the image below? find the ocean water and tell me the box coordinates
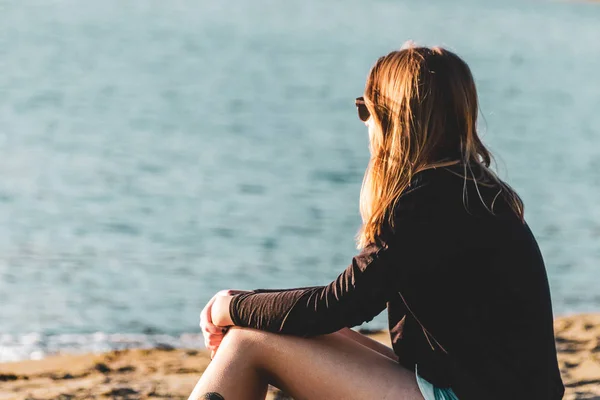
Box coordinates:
[1,0,600,361]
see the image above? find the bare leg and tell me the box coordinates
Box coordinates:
[335,327,399,361]
[189,327,423,400]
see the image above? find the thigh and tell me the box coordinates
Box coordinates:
[333,327,398,361]
[234,328,424,400]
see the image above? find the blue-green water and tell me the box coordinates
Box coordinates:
[1,0,600,360]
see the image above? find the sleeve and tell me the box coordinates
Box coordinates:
[229,243,393,337]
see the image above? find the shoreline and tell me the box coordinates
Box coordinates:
[1,314,599,400]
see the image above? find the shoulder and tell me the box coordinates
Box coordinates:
[393,167,458,214]
[400,165,517,217]
[381,166,481,242]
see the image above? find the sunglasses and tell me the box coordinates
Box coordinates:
[355,97,370,122]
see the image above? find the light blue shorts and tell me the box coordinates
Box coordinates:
[416,365,459,400]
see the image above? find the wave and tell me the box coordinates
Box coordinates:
[0,332,205,363]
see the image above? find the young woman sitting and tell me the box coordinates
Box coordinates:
[189,43,565,400]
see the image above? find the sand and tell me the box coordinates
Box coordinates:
[0,314,598,400]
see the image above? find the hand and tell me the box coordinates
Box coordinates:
[200,289,249,359]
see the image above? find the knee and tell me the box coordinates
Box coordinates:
[220,327,264,354]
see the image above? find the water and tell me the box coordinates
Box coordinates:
[1,0,599,361]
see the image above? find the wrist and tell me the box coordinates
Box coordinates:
[211,295,234,327]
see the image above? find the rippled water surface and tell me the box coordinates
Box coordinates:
[1,0,600,360]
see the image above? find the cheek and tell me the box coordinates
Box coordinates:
[367,120,379,148]
[367,129,373,153]
[367,120,375,140]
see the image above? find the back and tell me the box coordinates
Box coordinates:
[386,166,564,399]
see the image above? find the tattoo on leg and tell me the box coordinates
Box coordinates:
[202,392,225,400]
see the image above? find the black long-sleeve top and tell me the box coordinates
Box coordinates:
[229,166,565,400]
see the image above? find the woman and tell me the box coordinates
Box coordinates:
[189,44,565,400]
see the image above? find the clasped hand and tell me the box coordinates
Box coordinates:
[200,289,248,359]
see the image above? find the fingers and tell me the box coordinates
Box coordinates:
[202,322,221,334]
[200,297,216,325]
[200,291,237,361]
[200,290,246,333]
[200,298,220,334]
[207,336,223,348]
[206,329,227,344]
[205,333,224,359]
[203,328,227,351]
[201,315,227,335]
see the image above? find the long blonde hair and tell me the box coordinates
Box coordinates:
[357,43,524,249]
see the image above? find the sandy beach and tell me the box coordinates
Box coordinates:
[1,314,598,400]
